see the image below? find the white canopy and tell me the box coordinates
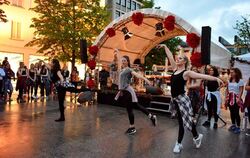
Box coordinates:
[94,9,231,68]
[236,53,250,61]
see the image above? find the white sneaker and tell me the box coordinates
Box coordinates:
[193,134,203,148]
[173,141,183,153]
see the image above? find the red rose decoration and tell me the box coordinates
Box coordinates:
[132,12,144,26]
[106,27,116,37]
[88,45,99,56]
[164,15,175,31]
[186,33,200,48]
[190,52,203,67]
[87,79,95,89]
[87,59,96,70]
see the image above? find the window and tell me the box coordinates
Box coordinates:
[121,0,126,7]
[115,10,120,19]
[127,0,131,9]
[132,1,136,10]
[11,0,23,7]
[11,21,21,40]
[137,3,141,9]
[116,0,121,5]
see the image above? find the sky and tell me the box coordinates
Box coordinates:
[154,0,250,44]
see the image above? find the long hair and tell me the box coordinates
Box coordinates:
[183,55,190,70]
[51,59,61,72]
[230,67,242,83]
[122,55,131,67]
[210,66,219,77]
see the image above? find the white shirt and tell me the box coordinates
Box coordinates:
[228,79,244,95]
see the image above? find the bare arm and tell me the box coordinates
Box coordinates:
[184,70,223,85]
[131,71,152,86]
[57,71,64,83]
[114,49,121,71]
[245,80,250,90]
[157,44,177,71]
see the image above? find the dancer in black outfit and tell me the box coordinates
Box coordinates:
[202,66,221,129]
[114,49,157,135]
[41,59,66,122]
[157,44,223,153]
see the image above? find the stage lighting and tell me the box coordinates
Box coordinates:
[121,27,133,40]
[155,22,165,37]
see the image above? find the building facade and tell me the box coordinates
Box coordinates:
[0,0,48,73]
[104,0,143,20]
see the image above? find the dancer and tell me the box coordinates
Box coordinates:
[226,68,244,134]
[16,62,28,103]
[41,59,66,122]
[244,77,250,136]
[202,66,221,129]
[27,63,37,99]
[114,49,157,135]
[157,44,223,153]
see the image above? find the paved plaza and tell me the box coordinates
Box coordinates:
[0,96,249,158]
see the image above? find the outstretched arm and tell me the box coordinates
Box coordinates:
[184,70,223,85]
[156,44,177,71]
[40,60,51,70]
[131,71,152,86]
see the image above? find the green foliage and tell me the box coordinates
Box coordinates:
[0,0,10,23]
[26,0,110,67]
[234,15,250,49]
[144,37,182,70]
[138,0,154,8]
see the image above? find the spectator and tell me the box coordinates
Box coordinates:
[3,63,14,102]
[16,62,28,103]
[99,66,109,90]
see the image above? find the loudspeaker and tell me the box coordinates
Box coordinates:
[80,39,88,63]
[201,26,211,65]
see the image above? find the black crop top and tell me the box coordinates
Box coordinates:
[170,70,186,98]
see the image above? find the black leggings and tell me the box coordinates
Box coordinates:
[229,103,241,127]
[206,94,218,123]
[174,101,198,143]
[57,86,66,119]
[120,90,150,125]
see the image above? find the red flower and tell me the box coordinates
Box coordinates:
[186,33,200,48]
[106,27,116,37]
[87,59,96,70]
[132,12,144,26]
[88,45,99,56]
[190,52,203,67]
[164,15,175,31]
[87,79,95,89]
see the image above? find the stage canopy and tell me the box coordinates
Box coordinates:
[93,9,231,68]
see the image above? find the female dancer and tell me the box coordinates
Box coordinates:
[202,66,221,129]
[226,68,244,134]
[41,59,66,122]
[16,62,28,103]
[114,49,157,135]
[157,44,223,153]
[244,77,250,136]
[27,63,37,99]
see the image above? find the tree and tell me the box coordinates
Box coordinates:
[144,37,182,70]
[25,0,110,69]
[234,15,250,51]
[0,0,9,23]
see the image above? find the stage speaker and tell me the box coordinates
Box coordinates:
[201,26,211,65]
[80,39,88,63]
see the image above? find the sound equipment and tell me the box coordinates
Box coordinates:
[80,39,88,63]
[201,26,211,65]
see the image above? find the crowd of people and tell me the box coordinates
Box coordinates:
[0,57,80,103]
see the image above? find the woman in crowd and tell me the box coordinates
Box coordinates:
[41,59,66,122]
[114,49,157,135]
[27,63,37,99]
[157,44,223,153]
[40,64,50,99]
[71,66,79,88]
[33,62,42,99]
[4,63,14,102]
[226,68,244,134]
[202,66,221,129]
[187,66,202,115]
[244,77,250,136]
[16,62,28,103]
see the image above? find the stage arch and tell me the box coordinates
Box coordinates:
[93,8,231,68]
